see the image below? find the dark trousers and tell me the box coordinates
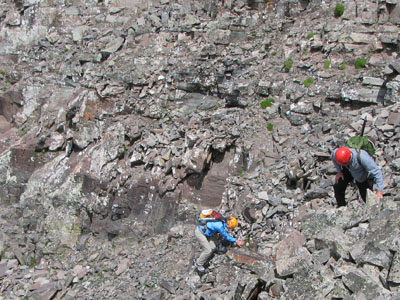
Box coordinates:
[334,167,372,207]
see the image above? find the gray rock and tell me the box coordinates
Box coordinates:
[342,269,387,299]
[304,187,329,200]
[350,241,392,269]
[313,248,331,265]
[393,158,400,171]
[390,60,400,74]
[388,251,400,284]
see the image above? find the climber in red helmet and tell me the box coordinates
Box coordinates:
[331,147,384,207]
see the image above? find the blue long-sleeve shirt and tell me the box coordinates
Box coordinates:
[331,148,384,191]
[198,221,236,243]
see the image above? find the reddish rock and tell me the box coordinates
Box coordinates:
[275,230,307,261]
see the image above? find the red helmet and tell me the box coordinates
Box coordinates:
[335,147,351,165]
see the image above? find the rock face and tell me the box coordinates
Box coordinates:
[0,0,399,298]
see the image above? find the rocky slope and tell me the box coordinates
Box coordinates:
[0,0,399,298]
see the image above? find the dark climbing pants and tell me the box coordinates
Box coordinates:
[334,167,373,207]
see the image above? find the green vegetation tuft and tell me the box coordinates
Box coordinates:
[283,58,293,72]
[304,77,313,87]
[29,256,37,268]
[260,98,275,109]
[98,270,105,281]
[306,33,315,40]
[0,69,11,84]
[267,123,274,131]
[335,3,345,17]
[355,57,367,69]
[338,62,346,70]
[324,60,331,68]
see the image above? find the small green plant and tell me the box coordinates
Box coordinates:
[323,60,331,68]
[29,256,37,268]
[17,126,29,137]
[338,62,346,70]
[304,77,313,87]
[0,249,6,260]
[355,57,367,69]
[0,70,11,84]
[306,33,315,40]
[335,3,344,17]
[283,58,293,72]
[260,98,275,109]
[267,123,274,131]
[98,270,105,281]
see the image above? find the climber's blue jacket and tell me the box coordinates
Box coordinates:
[198,220,236,243]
